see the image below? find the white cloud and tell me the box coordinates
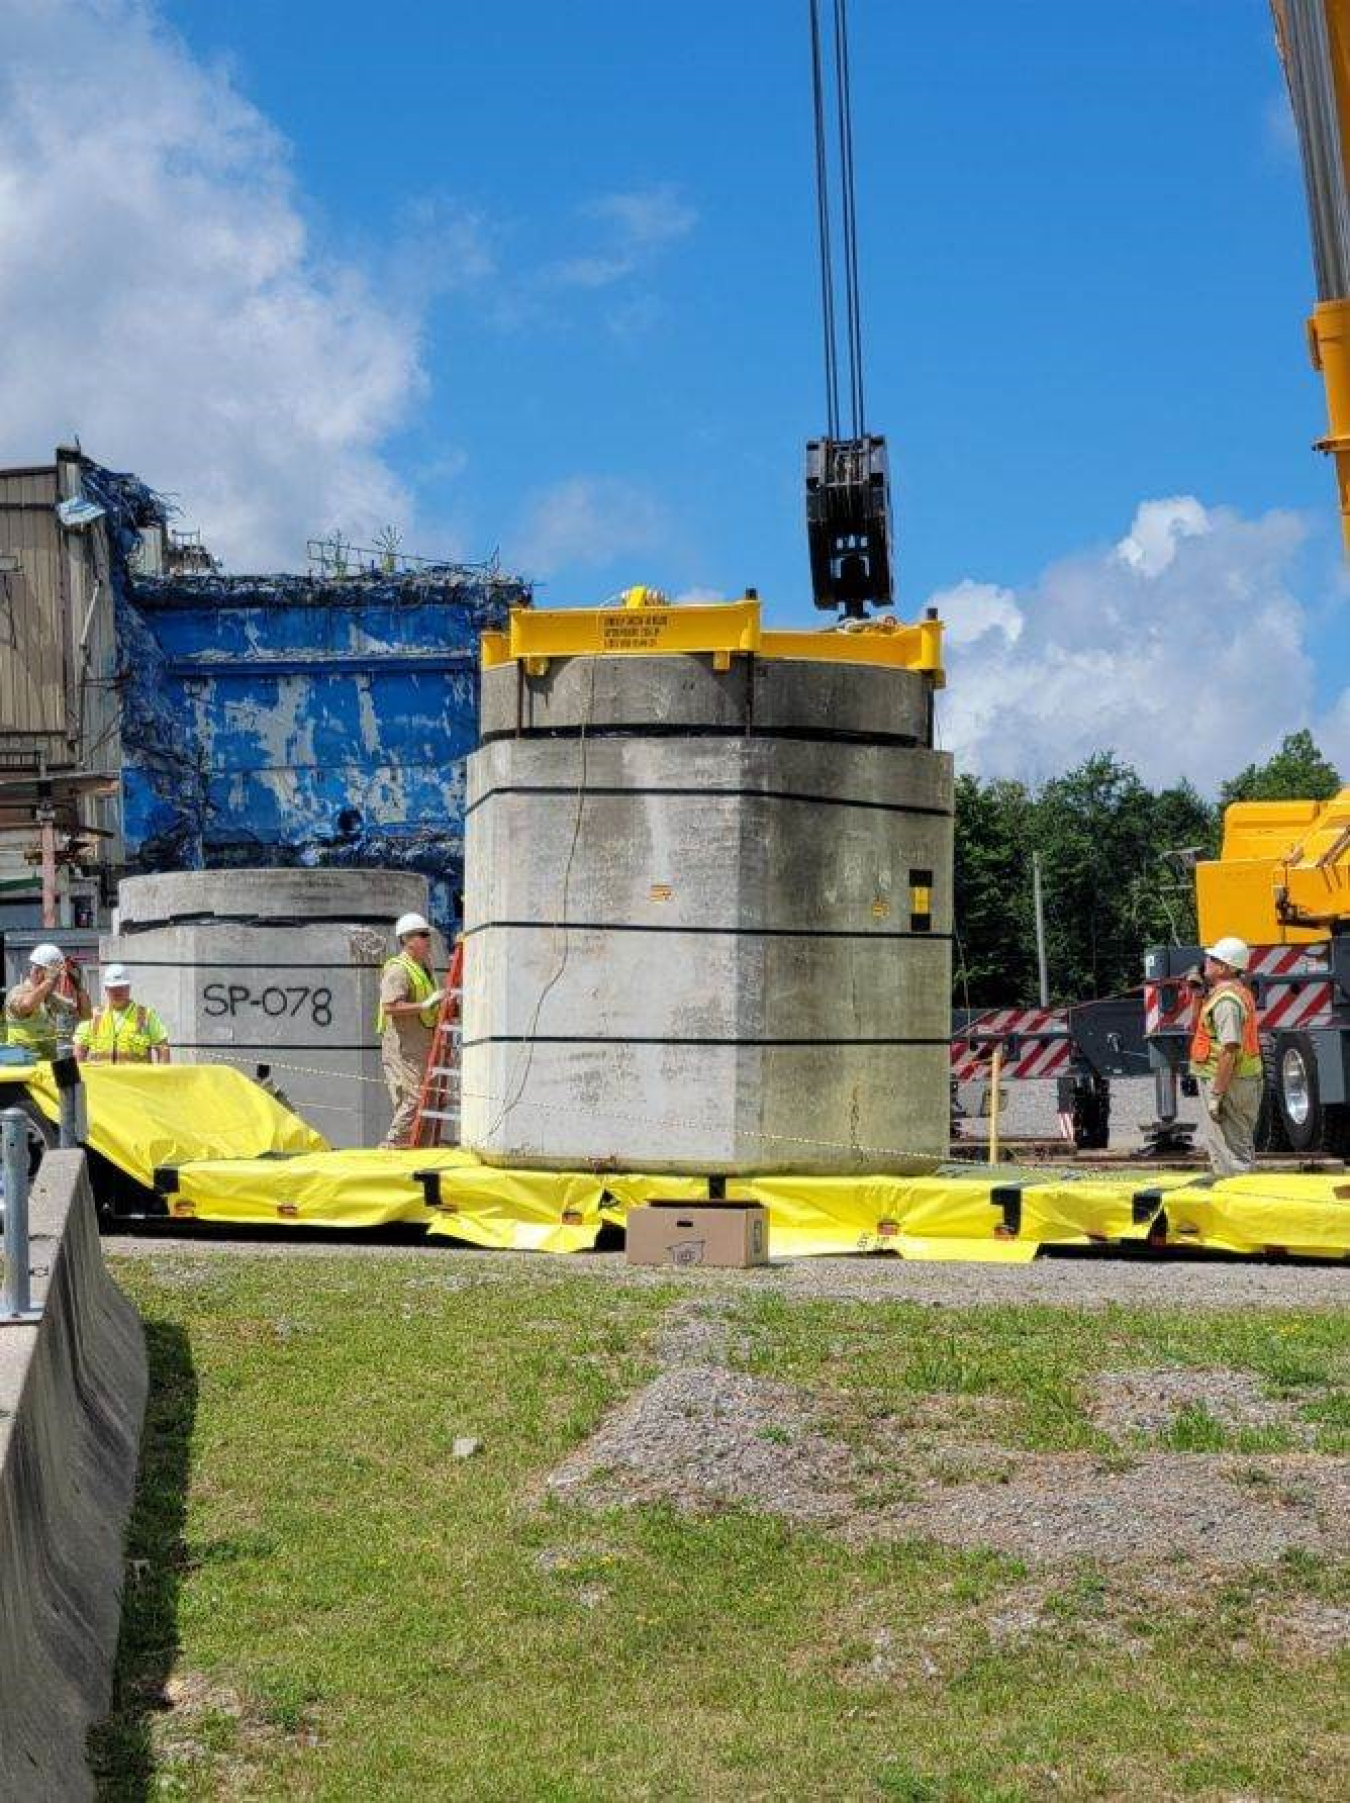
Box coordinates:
[1321,685,1350,776]
[937,578,1023,648]
[547,184,697,289]
[0,0,450,568]
[508,476,669,579]
[934,496,1348,793]
[1114,495,1210,575]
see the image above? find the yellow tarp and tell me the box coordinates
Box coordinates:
[4,1062,1348,1262]
[172,1147,471,1230]
[23,1062,326,1187]
[116,1144,1350,1262]
[1159,1172,1350,1260]
[172,1148,605,1252]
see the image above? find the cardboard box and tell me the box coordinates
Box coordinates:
[625,1201,769,1269]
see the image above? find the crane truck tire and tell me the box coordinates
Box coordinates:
[1273,1029,1350,1157]
[1256,1037,1291,1154]
[1064,1074,1111,1151]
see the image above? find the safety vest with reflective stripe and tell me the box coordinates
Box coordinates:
[79,1003,166,1063]
[1189,978,1262,1079]
[2,990,57,1060]
[375,953,438,1035]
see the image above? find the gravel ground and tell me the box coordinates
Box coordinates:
[545,1301,1350,1570]
[954,1074,1196,1150]
[104,1231,1350,1310]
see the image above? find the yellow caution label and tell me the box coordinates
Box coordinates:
[871,898,891,919]
[911,885,932,914]
[649,883,673,902]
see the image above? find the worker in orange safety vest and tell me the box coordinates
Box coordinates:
[1189,934,1263,1176]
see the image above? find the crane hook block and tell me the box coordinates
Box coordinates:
[805,434,895,615]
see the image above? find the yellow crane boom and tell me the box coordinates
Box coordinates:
[1196,787,1350,945]
[1273,0,1350,546]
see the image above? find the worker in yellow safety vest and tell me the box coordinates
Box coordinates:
[3,943,87,1060]
[74,964,171,1064]
[376,912,444,1148]
[1189,934,1264,1177]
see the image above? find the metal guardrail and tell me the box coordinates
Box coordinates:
[1,1109,42,1324]
[0,1059,83,1324]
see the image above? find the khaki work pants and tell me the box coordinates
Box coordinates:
[1196,1073,1263,1177]
[381,1033,427,1149]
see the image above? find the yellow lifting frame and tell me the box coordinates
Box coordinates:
[480,595,945,686]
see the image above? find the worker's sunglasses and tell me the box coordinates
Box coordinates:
[408,930,431,940]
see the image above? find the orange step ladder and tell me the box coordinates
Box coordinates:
[411,938,464,1149]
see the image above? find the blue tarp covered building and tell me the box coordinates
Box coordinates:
[84,463,527,928]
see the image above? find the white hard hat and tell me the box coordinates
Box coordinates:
[1205,935,1251,972]
[395,912,431,940]
[29,942,64,971]
[103,963,131,987]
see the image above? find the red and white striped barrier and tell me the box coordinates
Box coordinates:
[1143,982,1194,1037]
[1144,944,1335,1039]
[950,1007,1071,1082]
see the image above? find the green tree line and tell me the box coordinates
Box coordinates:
[953,730,1341,1008]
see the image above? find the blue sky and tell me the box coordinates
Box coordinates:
[160,0,1325,603]
[1,0,1344,787]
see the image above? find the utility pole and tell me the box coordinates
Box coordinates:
[1032,852,1050,1008]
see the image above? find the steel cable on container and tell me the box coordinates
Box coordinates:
[169,1044,982,1168]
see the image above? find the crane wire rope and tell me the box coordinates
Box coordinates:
[832,0,867,437]
[809,0,868,440]
[808,0,841,440]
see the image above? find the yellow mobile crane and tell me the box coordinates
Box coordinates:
[1145,790,1350,1155]
[972,7,1350,1157]
[1138,10,1350,1157]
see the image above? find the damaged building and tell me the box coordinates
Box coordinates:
[0,446,527,963]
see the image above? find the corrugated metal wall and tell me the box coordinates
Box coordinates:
[0,454,125,927]
[0,454,121,783]
[0,465,67,750]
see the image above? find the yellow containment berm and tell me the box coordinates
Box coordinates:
[3,1063,1348,1263]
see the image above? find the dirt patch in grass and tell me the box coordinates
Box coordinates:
[549,1304,1350,1567]
[1087,1366,1318,1444]
[1255,1597,1350,1662]
[548,1302,854,1525]
[132,1667,316,1791]
[841,1563,1350,1691]
[896,1449,1347,1562]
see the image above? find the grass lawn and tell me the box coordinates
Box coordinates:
[94,1256,1349,1801]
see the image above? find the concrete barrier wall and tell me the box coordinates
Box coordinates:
[0,1151,148,1800]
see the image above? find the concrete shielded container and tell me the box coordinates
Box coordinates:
[462,640,953,1173]
[101,869,440,1147]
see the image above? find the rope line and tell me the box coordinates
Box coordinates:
[148,1046,961,1168]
